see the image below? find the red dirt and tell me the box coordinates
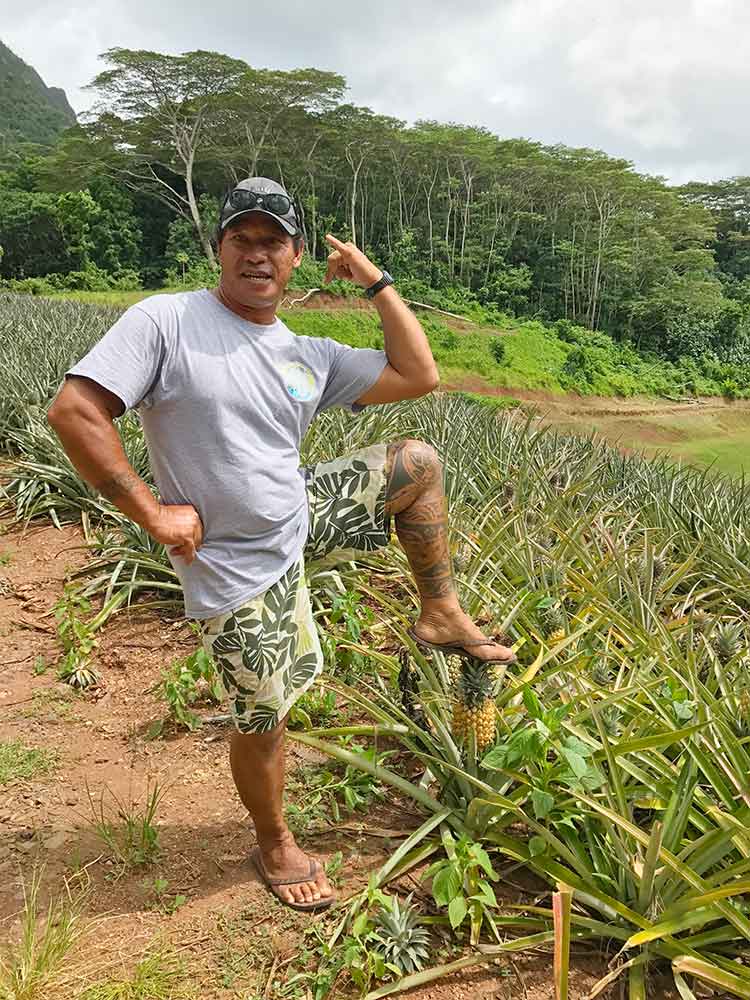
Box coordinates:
[0,517,631,999]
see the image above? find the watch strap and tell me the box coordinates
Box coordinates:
[365,270,394,299]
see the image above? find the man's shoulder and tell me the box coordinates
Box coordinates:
[132,288,209,324]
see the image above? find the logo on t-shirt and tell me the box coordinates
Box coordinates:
[278,361,316,402]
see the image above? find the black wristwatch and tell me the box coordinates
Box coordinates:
[365,270,394,299]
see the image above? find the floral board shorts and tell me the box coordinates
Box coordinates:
[200,444,390,734]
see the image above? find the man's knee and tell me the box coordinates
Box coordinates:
[389,438,442,479]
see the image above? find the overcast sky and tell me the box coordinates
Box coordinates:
[2,0,748,183]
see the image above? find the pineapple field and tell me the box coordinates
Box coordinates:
[3,292,750,1000]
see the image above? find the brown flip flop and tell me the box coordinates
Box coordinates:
[407,626,517,666]
[250,847,336,912]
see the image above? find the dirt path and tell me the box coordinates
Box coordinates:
[0,517,621,999]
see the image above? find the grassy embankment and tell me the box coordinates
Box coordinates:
[48,288,750,475]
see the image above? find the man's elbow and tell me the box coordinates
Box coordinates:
[47,391,78,431]
[46,397,66,429]
[417,368,440,396]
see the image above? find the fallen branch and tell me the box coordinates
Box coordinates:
[281,286,480,325]
[282,287,323,307]
[402,298,474,322]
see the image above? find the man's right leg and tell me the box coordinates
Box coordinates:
[229,718,332,907]
[201,559,331,907]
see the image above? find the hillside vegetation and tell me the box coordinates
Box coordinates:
[0,40,75,146]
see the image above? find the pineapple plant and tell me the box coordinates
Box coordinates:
[592,660,612,687]
[601,705,622,737]
[539,602,566,643]
[374,894,431,975]
[452,542,473,574]
[712,620,745,663]
[397,648,429,732]
[738,688,750,736]
[689,608,711,649]
[64,664,101,690]
[638,550,670,586]
[451,659,498,750]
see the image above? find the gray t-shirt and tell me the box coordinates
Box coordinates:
[67,289,388,619]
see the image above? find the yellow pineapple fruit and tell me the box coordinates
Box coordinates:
[451,660,497,751]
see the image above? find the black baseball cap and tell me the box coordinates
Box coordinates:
[219,177,301,237]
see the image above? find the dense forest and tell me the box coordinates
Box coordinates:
[2,46,750,367]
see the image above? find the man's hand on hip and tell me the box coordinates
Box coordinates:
[324,234,382,289]
[149,504,204,563]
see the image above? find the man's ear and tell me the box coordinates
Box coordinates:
[292,239,305,268]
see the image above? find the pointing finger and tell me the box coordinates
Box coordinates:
[325,234,347,252]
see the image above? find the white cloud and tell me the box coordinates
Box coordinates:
[3,0,750,181]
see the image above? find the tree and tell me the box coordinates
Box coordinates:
[82,48,248,264]
[0,189,66,277]
[213,67,346,181]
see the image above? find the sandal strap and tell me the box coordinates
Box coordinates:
[454,638,496,647]
[264,858,320,887]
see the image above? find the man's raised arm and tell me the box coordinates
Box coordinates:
[322,234,439,405]
[48,377,203,563]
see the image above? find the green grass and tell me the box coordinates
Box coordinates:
[0,741,56,785]
[87,782,164,871]
[0,870,85,1000]
[545,403,750,478]
[46,288,183,308]
[77,951,192,1000]
[672,432,750,477]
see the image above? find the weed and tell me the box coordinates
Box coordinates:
[426,831,500,945]
[322,590,375,684]
[0,868,86,1000]
[31,656,47,676]
[287,684,338,730]
[213,909,274,992]
[53,585,99,689]
[286,743,390,836]
[0,742,56,786]
[324,851,344,885]
[77,949,192,999]
[158,648,221,731]
[87,782,163,871]
[142,877,186,916]
[280,882,408,998]
[20,687,74,723]
[0,551,12,566]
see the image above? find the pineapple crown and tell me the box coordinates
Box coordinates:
[374,894,430,975]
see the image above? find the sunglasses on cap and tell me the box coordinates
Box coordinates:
[225,188,296,217]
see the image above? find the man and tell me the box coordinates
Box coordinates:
[48,177,515,912]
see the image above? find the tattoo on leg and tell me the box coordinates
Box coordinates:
[385,440,440,512]
[385,441,456,603]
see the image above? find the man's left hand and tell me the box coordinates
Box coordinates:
[324,234,383,289]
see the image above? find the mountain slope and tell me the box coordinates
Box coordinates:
[0,40,76,145]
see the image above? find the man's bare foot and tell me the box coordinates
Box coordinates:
[413,606,516,663]
[255,830,333,907]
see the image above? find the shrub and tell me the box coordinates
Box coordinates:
[489,337,506,365]
[722,378,740,400]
